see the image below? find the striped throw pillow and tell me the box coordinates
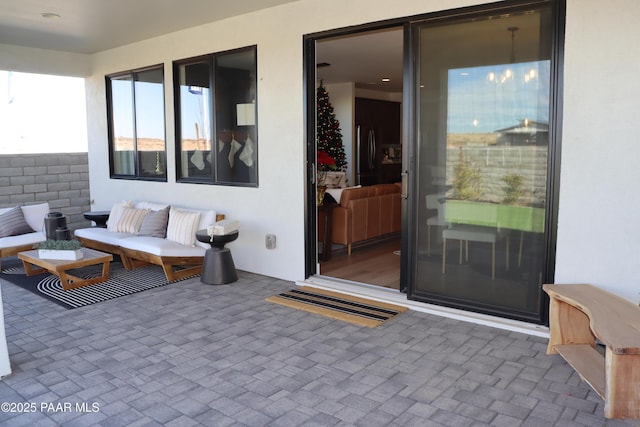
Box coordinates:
[166,208,201,247]
[115,207,150,234]
[0,206,34,237]
[107,200,133,231]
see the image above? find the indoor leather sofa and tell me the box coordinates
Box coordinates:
[330,183,401,254]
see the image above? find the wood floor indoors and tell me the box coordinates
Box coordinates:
[318,237,401,290]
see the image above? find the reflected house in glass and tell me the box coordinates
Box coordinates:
[495,119,548,146]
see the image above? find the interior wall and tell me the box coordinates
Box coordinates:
[325,83,355,185]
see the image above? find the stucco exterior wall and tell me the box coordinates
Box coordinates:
[554,0,640,303]
[1,0,639,304]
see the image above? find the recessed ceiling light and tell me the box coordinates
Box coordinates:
[381,78,391,82]
[41,12,61,19]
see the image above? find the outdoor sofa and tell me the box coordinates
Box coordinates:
[75,201,219,281]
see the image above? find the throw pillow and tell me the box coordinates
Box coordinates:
[115,207,150,234]
[138,206,170,238]
[21,203,50,232]
[107,200,133,231]
[0,206,34,237]
[166,208,201,247]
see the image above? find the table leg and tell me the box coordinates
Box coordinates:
[21,261,47,276]
[58,260,111,290]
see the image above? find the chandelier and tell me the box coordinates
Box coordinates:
[487,26,538,84]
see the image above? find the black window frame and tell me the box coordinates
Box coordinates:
[105,64,167,181]
[173,45,258,187]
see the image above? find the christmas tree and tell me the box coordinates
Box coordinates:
[317,82,347,171]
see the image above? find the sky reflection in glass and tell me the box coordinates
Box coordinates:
[447,60,550,134]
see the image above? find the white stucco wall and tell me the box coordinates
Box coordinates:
[83,0,459,282]
[0,43,90,77]
[2,0,639,303]
[554,0,640,303]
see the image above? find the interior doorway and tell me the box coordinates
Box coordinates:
[313,26,405,290]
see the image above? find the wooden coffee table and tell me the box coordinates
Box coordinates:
[18,248,113,290]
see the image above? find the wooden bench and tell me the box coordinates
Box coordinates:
[543,283,640,419]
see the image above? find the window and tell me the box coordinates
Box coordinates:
[106,65,166,180]
[174,46,257,186]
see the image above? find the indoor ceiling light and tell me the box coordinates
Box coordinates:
[41,12,61,19]
[381,78,391,82]
[487,26,533,84]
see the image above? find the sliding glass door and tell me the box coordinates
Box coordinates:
[407,1,560,322]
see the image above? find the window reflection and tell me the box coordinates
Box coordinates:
[215,49,257,185]
[109,75,135,176]
[107,65,166,180]
[134,68,166,177]
[413,4,554,321]
[177,62,213,180]
[174,46,258,186]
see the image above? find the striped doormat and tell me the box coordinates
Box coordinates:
[266,286,408,327]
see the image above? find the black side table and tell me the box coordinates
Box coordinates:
[84,211,110,228]
[195,229,239,285]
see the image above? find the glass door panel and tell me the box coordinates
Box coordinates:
[410,4,553,322]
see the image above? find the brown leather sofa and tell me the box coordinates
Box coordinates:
[331,184,401,254]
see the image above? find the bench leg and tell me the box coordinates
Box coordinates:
[546,297,595,354]
[605,349,640,419]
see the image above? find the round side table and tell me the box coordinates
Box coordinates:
[83,211,110,228]
[195,229,239,285]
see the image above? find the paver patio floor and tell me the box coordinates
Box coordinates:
[0,270,633,426]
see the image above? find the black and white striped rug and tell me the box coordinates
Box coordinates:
[1,258,194,309]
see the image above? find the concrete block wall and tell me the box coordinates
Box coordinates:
[0,153,91,231]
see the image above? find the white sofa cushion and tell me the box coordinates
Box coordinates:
[21,203,50,233]
[74,227,136,246]
[0,231,46,248]
[118,236,206,257]
[195,209,216,232]
[135,201,170,211]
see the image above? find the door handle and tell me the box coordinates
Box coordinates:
[401,171,408,199]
